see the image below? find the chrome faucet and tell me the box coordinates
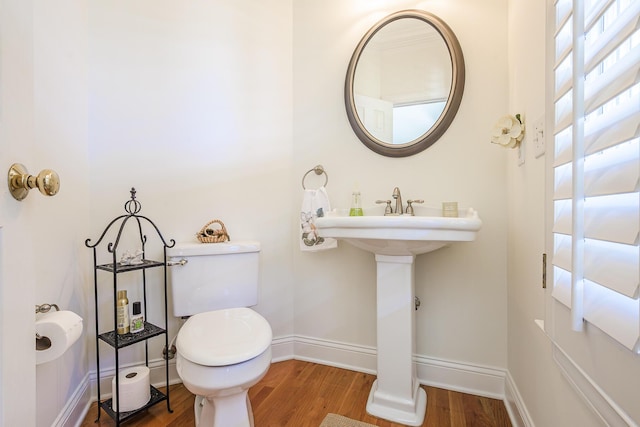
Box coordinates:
[376,187,424,215]
[392,187,403,215]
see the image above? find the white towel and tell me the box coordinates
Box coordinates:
[300,186,337,252]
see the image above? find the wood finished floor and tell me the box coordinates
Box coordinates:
[80,360,512,427]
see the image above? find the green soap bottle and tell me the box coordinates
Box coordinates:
[349,191,363,216]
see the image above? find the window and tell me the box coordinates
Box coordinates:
[392,101,446,143]
[551,0,639,352]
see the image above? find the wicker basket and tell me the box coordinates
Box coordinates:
[196,219,230,243]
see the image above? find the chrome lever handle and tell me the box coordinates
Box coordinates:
[375,200,393,215]
[167,259,188,267]
[405,199,424,216]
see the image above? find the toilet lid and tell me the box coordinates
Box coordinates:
[177,307,272,366]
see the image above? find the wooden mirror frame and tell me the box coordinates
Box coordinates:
[345,10,465,157]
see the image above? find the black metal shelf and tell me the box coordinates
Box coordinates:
[96,259,164,273]
[86,189,174,426]
[99,385,167,423]
[98,322,166,349]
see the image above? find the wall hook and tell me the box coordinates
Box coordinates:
[7,163,60,201]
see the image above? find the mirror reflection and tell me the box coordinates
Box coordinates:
[353,18,452,145]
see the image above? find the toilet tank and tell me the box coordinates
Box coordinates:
[167,241,260,317]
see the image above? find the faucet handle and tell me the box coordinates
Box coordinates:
[405,199,424,216]
[375,200,393,215]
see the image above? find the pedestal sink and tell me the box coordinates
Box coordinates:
[315,206,481,426]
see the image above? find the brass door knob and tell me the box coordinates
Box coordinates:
[8,163,60,201]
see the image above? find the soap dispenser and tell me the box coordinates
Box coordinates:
[349,191,363,216]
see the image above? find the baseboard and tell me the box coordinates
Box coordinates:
[414,354,506,400]
[271,334,295,362]
[504,370,533,427]
[292,335,377,374]
[62,335,524,427]
[52,372,91,427]
[291,334,509,401]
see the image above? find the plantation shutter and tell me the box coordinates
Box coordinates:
[551,0,640,352]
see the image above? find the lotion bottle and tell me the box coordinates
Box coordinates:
[116,290,130,334]
[130,301,144,333]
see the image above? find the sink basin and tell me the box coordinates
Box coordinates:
[315,207,482,256]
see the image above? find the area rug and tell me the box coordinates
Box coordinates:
[320,413,377,427]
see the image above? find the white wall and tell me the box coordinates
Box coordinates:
[33,3,91,425]
[87,0,294,385]
[292,0,509,371]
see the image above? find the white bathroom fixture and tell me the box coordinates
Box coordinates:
[315,206,481,256]
[315,207,481,426]
[168,241,272,427]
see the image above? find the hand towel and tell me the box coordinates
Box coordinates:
[300,186,337,252]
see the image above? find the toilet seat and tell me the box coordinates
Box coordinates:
[177,307,272,366]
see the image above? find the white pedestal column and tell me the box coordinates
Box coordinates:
[366,254,426,426]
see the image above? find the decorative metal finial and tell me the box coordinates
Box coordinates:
[124,187,142,215]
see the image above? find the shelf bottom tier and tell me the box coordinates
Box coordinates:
[99,385,168,423]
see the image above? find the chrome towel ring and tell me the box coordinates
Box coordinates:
[302,165,328,189]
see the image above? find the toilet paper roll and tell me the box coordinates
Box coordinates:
[35,310,83,365]
[112,366,151,412]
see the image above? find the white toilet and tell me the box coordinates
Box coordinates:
[168,241,272,427]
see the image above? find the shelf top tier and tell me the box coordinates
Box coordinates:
[96,259,164,273]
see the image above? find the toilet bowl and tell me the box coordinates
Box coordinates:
[167,242,272,427]
[176,308,272,427]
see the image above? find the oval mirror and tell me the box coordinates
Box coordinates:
[345,10,465,157]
